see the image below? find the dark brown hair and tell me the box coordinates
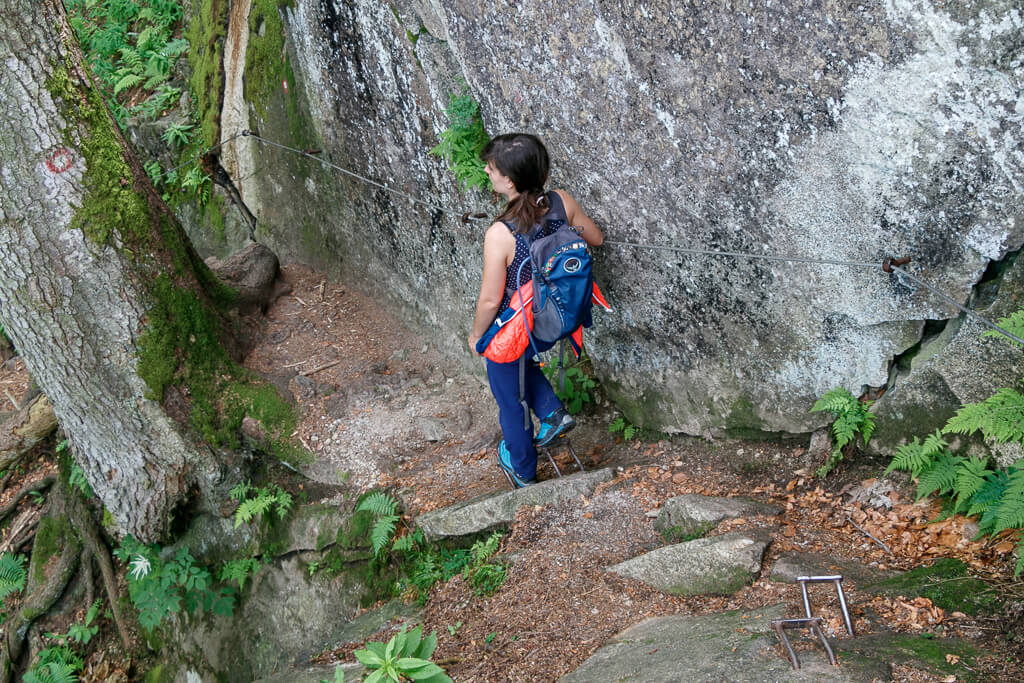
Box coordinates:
[480,133,550,234]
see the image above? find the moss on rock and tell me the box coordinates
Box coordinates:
[187,0,228,148]
[30,515,72,584]
[863,558,1000,615]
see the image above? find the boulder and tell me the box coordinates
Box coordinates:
[561,604,890,682]
[654,494,779,541]
[607,531,769,596]
[205,242,289,312]
[416,468,614,539]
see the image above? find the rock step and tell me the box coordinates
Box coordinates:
[608,531,770,596]
[416,468,614,539]
[655,493,780,541]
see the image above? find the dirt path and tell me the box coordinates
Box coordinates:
[244,265,1024,682]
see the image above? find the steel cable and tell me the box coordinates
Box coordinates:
[170,131,1022,349]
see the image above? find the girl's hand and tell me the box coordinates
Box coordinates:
[468,334,482,356]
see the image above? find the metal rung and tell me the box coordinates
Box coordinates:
[771,617,838,669]
[537,437,585,475]
[796,575,854,637]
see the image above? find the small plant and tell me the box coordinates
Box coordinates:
[46,600,103,648]
[430,85,490,192]
[319,666,345,683]
[609,416,638,441]
[811,387,876,476]
[219,557,262,590]
[68,461,93,498]
[229,481,293,529]
[356,491,402,556]
[484,631,497,644]
[0,552,27,604]
[446,621,462,636]
[114,536,235,629]
[543,358,596,415]
[353,624,453,683]
[160,121,193,149]
[462,531,507,597]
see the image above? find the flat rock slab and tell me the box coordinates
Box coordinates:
[608,531,769,596]
[770,551,900,586]
[655,493,780,540]
[561,604,890,682]
[416,468,614,539]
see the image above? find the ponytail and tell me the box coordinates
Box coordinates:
[480,133,551,233]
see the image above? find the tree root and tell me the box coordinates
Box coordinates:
[0,475,53,526]
[0,485,80,683]
[66,483,132,651]
[0,508,40,555]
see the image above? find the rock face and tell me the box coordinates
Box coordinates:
[561,604,891,682]
[654,494,780,541]
[153,507,380,682]
[416,468,615,539]
[189,1,1023,442]
[607,531,769,596]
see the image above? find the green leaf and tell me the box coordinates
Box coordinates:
[398,659,444,679]
[354,648,385,668]
[362,669,388,683]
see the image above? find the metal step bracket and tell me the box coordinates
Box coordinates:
[770,617,838,669]
[796,574,854,637]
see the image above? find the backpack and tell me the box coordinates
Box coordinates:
[512,193,595,354]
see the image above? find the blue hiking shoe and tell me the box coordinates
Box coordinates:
[534,407,576,447]
[497,440,535,488]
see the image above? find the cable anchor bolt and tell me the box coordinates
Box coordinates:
[882,256,911,273]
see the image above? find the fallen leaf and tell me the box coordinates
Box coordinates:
[945,653,960,665]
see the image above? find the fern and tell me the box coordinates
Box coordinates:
[369,516,398,556]
[356,491,399,517]
[219,557,261,590]
[993,467,1024,534]
[944,388,1024,445]
[22,662,78,683]
[954,457,992,513]
[916,453,964,500]
[812,387,875,476]
[985,309,1024,345]
[0,552,27,601]
[113,71,143,94]
[885,431,948,478]
[966,469,1009,520]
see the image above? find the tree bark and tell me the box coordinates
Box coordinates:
[0,0,229,541]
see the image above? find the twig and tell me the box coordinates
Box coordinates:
[283,360,310,368]
[300,359,342,376]
[434,657,463,666]
[2,389,17,410]
[293,295,309,307]
[846,515,893,555]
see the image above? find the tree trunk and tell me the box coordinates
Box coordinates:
[0,0,229,541]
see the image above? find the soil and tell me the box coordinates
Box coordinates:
[2,262,1023,682]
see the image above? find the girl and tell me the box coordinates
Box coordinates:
[467,134,604,487]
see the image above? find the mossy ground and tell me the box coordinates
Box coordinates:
[864,558,1001,615]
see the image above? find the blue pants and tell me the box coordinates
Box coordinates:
[486,356,562,480]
